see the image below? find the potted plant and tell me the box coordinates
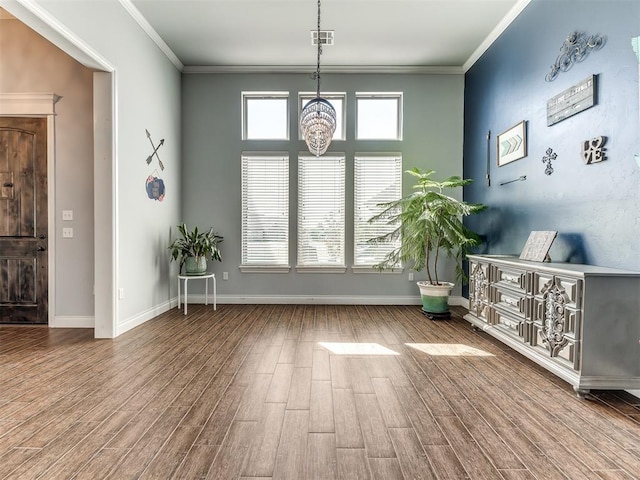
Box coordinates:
[368,168,486,316]
[169,223,223,275]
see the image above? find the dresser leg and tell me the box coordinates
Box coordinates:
[574,387,590,399]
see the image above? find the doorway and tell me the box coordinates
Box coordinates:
[0,117,48,324]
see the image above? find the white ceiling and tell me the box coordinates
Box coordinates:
[128,0,528,71]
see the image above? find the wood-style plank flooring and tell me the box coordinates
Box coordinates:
[1,304,639,479]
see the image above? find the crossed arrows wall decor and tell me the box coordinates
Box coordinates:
[145,129,165,171]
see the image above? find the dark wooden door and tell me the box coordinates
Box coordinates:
[0,117,48,324]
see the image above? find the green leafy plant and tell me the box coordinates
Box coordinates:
[368,168,486,285]
[169,223,223,273]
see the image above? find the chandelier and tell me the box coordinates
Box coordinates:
[300,0,336,157]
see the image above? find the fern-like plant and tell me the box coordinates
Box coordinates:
[368,168,486,285]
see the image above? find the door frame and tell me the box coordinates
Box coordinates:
[0,93,58,326]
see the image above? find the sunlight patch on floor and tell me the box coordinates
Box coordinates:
[318,342,400,355]
[405,343,494,357]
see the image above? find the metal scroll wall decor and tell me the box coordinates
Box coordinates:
[582,136,607,164]
[541,148,557,175]
[545,31,605,82]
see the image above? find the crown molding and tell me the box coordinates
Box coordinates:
[463,0,532,72]
[119,0,183,72]
[183,64,464,75]
[0,92,59,115]
[0,0,114,71]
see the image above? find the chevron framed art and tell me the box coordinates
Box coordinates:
[497,120,527,166]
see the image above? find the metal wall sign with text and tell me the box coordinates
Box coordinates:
[547,75,596,126]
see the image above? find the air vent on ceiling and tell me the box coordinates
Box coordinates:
[311,30,334,46]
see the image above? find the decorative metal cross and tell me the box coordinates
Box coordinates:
[145,129,165,171]
[542,148,557,175]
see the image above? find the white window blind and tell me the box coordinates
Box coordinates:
[241,154,289,266]
[354,155,402,266]
[297,155,345,267]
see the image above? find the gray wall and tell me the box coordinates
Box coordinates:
[0,17,95,318]
[2,1,183,333]
[464,0,640,271]
[182,72,465,300]
[37,0,183,328]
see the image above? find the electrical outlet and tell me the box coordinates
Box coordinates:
[408,272,414,281]
[223,272,229,280]
[62,210,73,221]
[62,227,73,238]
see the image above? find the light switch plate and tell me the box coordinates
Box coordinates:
[62,227,73,238]
[62,210,73,221]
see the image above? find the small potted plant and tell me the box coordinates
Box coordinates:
[169,223,223,275]
[368,168,486,316]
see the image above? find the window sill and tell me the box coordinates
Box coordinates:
[239,265,291,273]
[295,266,347,274]
[351,266,403,274]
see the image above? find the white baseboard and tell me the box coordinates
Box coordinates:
[626,389,640,399]
[449,295,467,307]
[116,299,174,336]
[184,294,421,305]
[51,316,94,328]
[181,294,468,307]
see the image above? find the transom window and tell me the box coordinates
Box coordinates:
[356,92,403,140]
[242,92,289,140]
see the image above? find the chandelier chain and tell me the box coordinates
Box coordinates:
[316,0,322,96]
[300,0,336,156]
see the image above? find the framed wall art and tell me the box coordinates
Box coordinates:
[497,120,527,166]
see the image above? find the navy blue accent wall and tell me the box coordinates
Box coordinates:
[463,0,639,271]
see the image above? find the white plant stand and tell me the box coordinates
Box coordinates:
[177,273,216,315]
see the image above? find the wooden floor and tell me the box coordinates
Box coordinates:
[1,305,639,479]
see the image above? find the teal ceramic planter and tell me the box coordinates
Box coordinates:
[185,256,207,275]
[417,281,454,314]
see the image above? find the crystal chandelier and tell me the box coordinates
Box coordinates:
[300,0,336,157]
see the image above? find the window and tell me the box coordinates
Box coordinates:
[241,153,290,272]
[242,92,289,140]
[298,93,346,140]
[356,93,403,140]
[297,155,346,271]
[353,154,402,268]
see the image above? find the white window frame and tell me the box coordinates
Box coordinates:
[355,92,403,140]
[296,153,346,273]
[240,152,290,273]
[298,92,346,141]
[353,153,403,273]
[242,91,290,140]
